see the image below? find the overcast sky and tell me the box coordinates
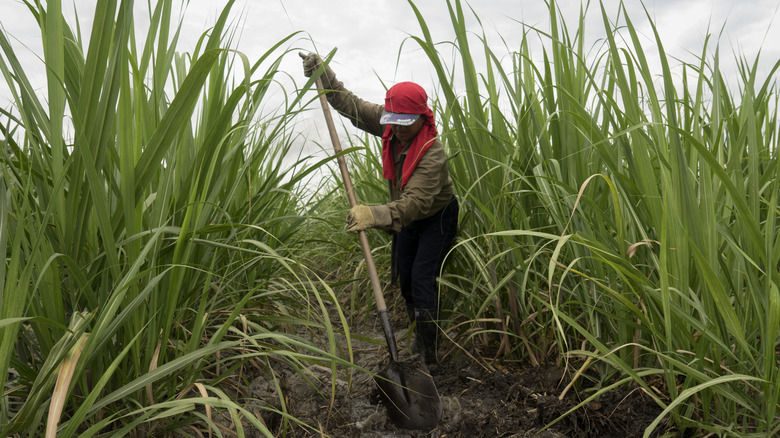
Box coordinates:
[1,0,779,162]
[3,0,779,98]
[177,0,780,105]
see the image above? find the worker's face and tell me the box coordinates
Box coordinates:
[391,116,424,146]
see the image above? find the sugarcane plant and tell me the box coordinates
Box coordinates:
[397,0,778,435]
[0,0,355,436]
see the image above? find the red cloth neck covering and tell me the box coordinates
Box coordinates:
[380,82,437,190]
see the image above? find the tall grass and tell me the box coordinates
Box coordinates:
[398,0,777,435]
[3,0,778,435]
[1,1,352,436]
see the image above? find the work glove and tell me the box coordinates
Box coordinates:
[299,52,338,89]
[299,52,322,78]
[346,205,375,233]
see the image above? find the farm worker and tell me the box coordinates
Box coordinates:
[300,52,459,365]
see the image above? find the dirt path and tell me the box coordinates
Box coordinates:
[241,295,665,437]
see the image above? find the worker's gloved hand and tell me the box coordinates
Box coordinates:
[346,205,375,233]
[299,52,322,78]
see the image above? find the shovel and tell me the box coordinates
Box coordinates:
[313,77,443,430]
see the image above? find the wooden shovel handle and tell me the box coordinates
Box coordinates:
[314,79,389,315]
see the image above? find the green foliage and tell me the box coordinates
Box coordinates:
[2,0,779,436]
[402,0,779,435]
[0,1,350,436]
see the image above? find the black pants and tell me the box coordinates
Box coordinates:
[396,196,459,311]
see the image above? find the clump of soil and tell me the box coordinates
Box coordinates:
[238,299,666,438]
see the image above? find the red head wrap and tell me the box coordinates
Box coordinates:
[380,82,437,190]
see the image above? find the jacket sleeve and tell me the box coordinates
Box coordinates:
[319,66,385,137]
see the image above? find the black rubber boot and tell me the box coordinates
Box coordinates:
[407,303,423,355]
[414,308,438,366]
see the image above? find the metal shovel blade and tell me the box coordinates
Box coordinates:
[375,359,442,430]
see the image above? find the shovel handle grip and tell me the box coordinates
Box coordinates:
[315,80,397,359]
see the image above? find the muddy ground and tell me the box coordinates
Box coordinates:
[230,298,667,437]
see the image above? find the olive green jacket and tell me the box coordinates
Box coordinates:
[319,67,454,233]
